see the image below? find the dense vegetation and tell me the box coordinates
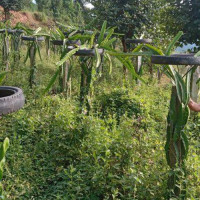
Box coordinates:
[0,0,200,199]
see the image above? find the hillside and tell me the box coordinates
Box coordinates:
[0,7,54,28]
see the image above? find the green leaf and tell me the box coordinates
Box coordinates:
[116,56,145,83]
[0,72,8,85]
[98,21,107,45]
[90,30,97,48]
[33,27,42,35]
[35,43,42,61]
[56,28,65,40]
[69,34,91,40]
[3,138,9,155]
[143,44,164,55]
[105,53,112,74]
[165,31,183,56]
[94,46,102,69]
[132,44,144,53]
[56,48,80,67]
[101,37,117,49]
[0,138,9,163]
[181,131,189,158]
[43,67,60,94]
[101,27,115,46]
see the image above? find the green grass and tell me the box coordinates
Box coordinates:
[0,43,200,199]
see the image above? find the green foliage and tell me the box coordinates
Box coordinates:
[88,0,153,37]
[0,83,171,199]
[94,89,141,124]
[0,138,9,199]
[159,0,200,46]
[0,0,23,12]
[0,72,8,85]
[0,0,25,20]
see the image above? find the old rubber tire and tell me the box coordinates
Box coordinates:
[0,86,25,116]
[51,40,81,46]
[0,29,16,34]
[21,36,44,42]
[151,54,200,65]
[67,46,104,57]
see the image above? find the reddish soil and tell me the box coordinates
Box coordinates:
[0,7,54,28]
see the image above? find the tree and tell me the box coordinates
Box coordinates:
[51,0,64,20]
[0,0,23,20]
[159,0,200,46]
[35,0,51,12]
[88,0,152,38]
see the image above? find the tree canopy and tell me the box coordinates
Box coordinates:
[159,0,200,45]
[87,0,154,38]
[0,0,32,20]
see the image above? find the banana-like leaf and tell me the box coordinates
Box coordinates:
[116,56,145,83]
[94,45,102,69]
[43,67,60,94]
[0,137,9,162]
[170,66,187,104]
[98,21,107,45]
[132,44,144,53]
[15,23,33,35]
[143,44,164,55]
[105,53,113,74]
[24,43,32,63]
[69,34,91,40]
[56,28,65,40]
[56,47,80,67]
[68,30,78,38]
[35,42,42,61]
[90,30,97,48]
[0,72,8,85]
[34,27,42,35]
[101,27,115,46]
[165,31,183,56]
[181,131,189,158]
[101,37,117,49]
[162,65,174,80]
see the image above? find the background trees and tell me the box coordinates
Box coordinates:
[158,0,200,46]
[0,0,23,20]
[88,0,151,38]
[35,0,51,12]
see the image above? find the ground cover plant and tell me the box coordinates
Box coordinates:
[1,3,200,200]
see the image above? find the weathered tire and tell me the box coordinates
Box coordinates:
[15,29,24,34]
[51,40,64,46]
[151,54,200,65]
[67,46,104,57]
[51,40,81,46]
[0,29,5,33]
[0,29,16,34]
[0,86,25,116]
[126,39,152,44]
[21,36,44,42]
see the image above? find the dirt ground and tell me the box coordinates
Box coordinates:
[0,6,54,28]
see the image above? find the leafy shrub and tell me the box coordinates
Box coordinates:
[94,89,141,125]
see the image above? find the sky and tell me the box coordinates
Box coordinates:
[32,0,94,9]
